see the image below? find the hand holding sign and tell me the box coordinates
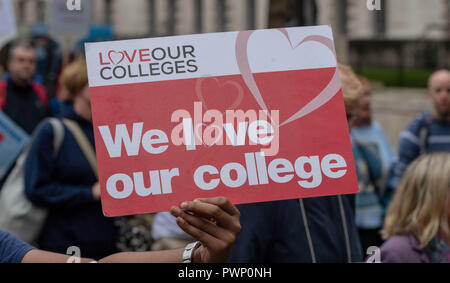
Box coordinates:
[170,196,241,263]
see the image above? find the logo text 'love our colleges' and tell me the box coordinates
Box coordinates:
[97,45,199,80]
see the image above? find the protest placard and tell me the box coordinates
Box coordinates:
[85,25,359,216]
[0,111,29,180]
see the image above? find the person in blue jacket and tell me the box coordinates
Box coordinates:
[227,64,364,263]
[24,59,116,259]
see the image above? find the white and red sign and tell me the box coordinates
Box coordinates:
[85,25,359,217]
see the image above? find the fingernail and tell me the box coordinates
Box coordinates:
[177,217,185,224]
[180,202,188,209]
[171,206,181,215]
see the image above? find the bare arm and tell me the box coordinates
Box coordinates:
[22,250,94,263]
[99,196,241,263]
[98,249,185,263]
[21,197,241,263]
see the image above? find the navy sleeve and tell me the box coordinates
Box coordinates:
[0,230,36,263]
[24,121,94,209]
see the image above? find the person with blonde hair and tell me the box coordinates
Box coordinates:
[338,63,363,123]
[379,153,450,263]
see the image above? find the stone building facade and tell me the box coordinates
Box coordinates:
[9,0,450,67]
[12,0,449,39]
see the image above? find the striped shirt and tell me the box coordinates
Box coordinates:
[387,112,450,190]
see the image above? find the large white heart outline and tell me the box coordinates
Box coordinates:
[235,28,342,127]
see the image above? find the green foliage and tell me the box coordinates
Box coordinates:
[355,68,433,89]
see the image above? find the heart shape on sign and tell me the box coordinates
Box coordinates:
[235,28,341,127]
[108,50,125,65]
[195,76,244,113]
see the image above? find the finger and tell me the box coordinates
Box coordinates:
[178,209,236,243]
[170,206,182,217]
[194,197,240,217]
[176,216,220,249]
[172,205,217,225]
[180,201,238,232]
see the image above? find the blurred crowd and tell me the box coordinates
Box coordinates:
[0,26,449,263]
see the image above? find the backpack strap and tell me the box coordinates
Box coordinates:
[352,139,383,197]
[337,195,352,263]
[0,80,7,110]
[418,112,433,155]
[32,82,49,108]
[24,118,65,158]
[47,118,65,158]
[62,119,98,179]
[298,199,317,263]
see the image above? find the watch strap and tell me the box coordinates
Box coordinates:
[182,241,201,263]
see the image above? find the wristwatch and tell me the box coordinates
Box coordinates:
[182,241,201,263]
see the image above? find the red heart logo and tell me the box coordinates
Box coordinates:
[236,29,341,127]
[0,132,4,143]
[195,76,244,114]
[108,50,125,65]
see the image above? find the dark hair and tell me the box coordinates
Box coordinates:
[8,40,35,60]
